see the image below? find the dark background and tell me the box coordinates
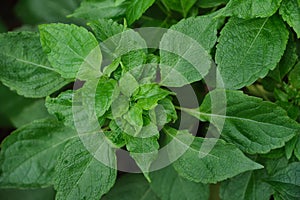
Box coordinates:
[0,0,21,30]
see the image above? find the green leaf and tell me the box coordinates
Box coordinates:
[119,72,139,97]
[103,57,121,76]
[220,170,274,200]
[294,136,300,160]
[95,77,119,118]
[276,101,299,120]
[170,12,224,52]
[126,0,155,25]
[11,99,51,128]
[121,51,147,75]
[0,119,76,188]
[134,84,173,110]
[15,0,82,24]
[149,97,178,127]
[216,15,289,89]
[45,90,75,127]
[39,23,102,80]
[159,14,220,87]
[267,36,298,83]
[260,148,286,159]
[183,90,300,154]
[69,0,128,20]
[0,83,36,127]
[263,156,289,175]
[89,19,124,42]
[0,32,70,98]
[280,0,300,38]
[125,134,159,181]
[267,162,300,199]
[285,136,298,159]
[111,95,130,118]
[161,0,197,17]
[54,137,117,200]
[165,127,263,183]
[221,0,282,19]
[128,62,157,85]
[103,174,159,200]
[197,0,229,8]
[90,19,148,77]
[150,165,210,200]
[288,62,300,88]
[90,19,148,78]
[120,106,143,136]
[107,120,126,148]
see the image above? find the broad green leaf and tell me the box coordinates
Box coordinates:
[220,170,274,200]
[111,95,130,118]
[266,36,298,84]
[45,90,75,127]
[125,134,159,181]
[274,87,289,102]
[294,136,300,160]
[267,162,300,199]
[107,120,126,148]
[54,137,117,200]
[69,0,128,20]
[285,136,298,159]
[11,99,51,128]
[159,13,220,87]
[103,174,159,200]
[112,65,123,80]
[106,131,128,145]
[120,106,143,136]
[119,72,139,97]
[197,0,229,8]
[280,0,300,38]
[126,0,155,25]
[15,0,82,24]
[221,0,282,19]
[0,83,35,127]
[149,97,178,127]
[288,62,300,88]
[128,62,157,85]
[165,127,263,183]
[183,90,300,154]
[90,19,148,77]
[103,57,121,76]
[121,50,147,75]
[134,84,173,110]
[263,156,289,175]
[260,148,286,159]
[0,119,76,188]
[150,165,209,200]
[39,23,102,80]
[89,19,124,42]
[139,116,160,138]
[216,16,289,89]
[161,0,197,17]
[276,101,299,120]
[95,77,119,118]
[277,36,298,80]
[168,12,224,52]
[0,32,70,98]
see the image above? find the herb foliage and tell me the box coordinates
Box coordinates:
[1,0,300,199]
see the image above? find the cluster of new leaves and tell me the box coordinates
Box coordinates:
[0,0,300,200]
